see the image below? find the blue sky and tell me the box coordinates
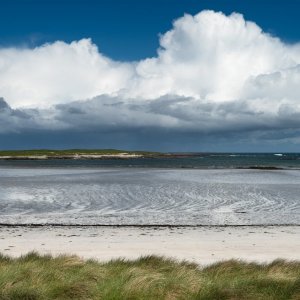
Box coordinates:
[1,0,299,60]
[0,0,300,151]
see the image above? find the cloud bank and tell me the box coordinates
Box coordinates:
[1,10,300,150]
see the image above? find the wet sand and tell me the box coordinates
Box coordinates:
[0,226,299,264]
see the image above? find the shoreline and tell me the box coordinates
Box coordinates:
[1,225,299,264]
[0,223,299,227]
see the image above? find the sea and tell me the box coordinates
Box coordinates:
[0,153,300,226]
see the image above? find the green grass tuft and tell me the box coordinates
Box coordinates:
[0,253,299,299]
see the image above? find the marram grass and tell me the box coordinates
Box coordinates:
[0,252,299,300]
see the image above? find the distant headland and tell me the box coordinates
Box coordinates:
[0,149,165,160]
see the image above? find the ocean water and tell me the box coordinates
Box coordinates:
[0,154,300,225]
[1,153,300,169]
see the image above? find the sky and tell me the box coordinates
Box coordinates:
[0,0,300,151]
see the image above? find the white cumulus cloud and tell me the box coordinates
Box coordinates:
[0,39,134,108]
[132,11,300,102]
[0,10,300,109]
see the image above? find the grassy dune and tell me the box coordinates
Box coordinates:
[0,253,299,299]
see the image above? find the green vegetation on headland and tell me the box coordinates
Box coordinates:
[0,253,299,300]
[0,149,161,159]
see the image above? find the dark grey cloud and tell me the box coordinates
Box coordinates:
[1,94,300,151]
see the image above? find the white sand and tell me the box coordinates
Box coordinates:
[0,226,299,265]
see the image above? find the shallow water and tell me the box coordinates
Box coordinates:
[0,167,299,225]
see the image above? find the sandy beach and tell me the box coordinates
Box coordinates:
[1,225,299,264]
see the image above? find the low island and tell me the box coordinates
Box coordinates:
[0,149,162,160]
